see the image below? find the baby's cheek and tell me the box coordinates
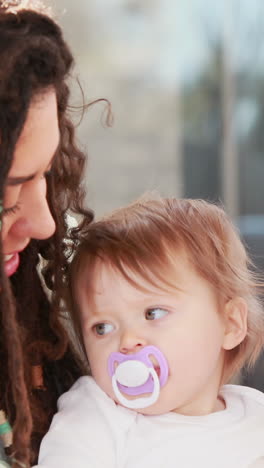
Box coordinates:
[89,356,108,384]
[96,368,115,399]
[86,344,114,394]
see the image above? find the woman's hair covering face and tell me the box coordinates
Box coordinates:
[0,3,94,466]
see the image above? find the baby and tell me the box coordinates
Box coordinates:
[36,196,264,468]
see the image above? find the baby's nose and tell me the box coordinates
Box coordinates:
[119,329,147,354]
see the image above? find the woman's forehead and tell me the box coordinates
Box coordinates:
[9,90,59,177]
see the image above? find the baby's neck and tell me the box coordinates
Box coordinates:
[215,394,226,412]
[171,387,226,417]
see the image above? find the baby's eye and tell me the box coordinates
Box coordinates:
[92,323,114,336]
[145,308,168,320]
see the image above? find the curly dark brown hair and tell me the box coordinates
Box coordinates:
[0,6,107,467]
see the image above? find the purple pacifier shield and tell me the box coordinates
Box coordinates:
[107,345,168,396]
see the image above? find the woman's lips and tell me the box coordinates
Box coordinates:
[4,252,20,277]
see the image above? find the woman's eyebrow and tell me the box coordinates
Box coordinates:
[6,146,59,187]
[6,173,35,186]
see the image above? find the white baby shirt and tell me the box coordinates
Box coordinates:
[34,376,264,468]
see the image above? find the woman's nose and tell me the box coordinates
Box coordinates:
[119,329,147,354]
[11,202,56,240]
[10,182,56,240]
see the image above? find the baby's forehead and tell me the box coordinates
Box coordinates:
[77,271,179,323]
[76,251,196,307]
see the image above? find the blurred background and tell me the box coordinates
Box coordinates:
[49,0,264,390]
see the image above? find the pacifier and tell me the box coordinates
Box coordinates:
[107,345,168,409]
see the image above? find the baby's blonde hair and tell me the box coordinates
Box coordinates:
[69,196,264,382]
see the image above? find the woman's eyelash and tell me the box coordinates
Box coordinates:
[2,169,52,217]
[45,169,52,176]
[42,169,53,179]
[2,203,21,216]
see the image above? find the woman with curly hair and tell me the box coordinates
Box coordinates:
[0,1,103,466]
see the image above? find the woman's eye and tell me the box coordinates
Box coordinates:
[2,203,21,216]
[145,308,168,320]
[92,323,114,336]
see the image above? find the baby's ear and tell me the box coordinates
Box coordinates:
[222,297,248,350]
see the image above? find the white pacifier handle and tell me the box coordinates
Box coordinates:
[112,367,160,409]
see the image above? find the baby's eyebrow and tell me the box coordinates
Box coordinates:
[6,173,35,186]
